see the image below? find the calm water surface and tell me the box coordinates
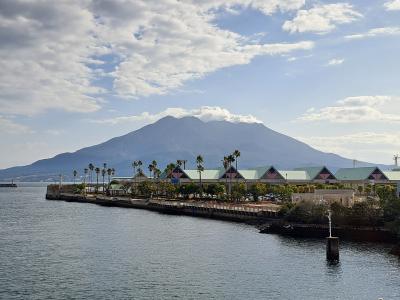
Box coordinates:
[1,184,400,299]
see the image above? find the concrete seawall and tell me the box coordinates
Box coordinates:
[46,188,278,223]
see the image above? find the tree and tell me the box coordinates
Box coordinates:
[159,182,178,199]
[132,161,138,178]
[95,167,100,193]
[107,168,112,185]
[179,183,199,199]
[101,168,106,193]
[83,168,88,186]
[196,155,204,197]
[205,183,225,199]
[227,154,235,198]
[365,185,372,196]
[231,183,246,202]
[164,163,176,175]
[233,149,241,173]
[137,181,155,198]
[73,170,77,185]
[152,160,158,171]
[249,183,267,201]
[148,163,154,180]
[88,163,94,186]
[357,185,363,195]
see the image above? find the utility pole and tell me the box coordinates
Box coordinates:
[394,154,399,168]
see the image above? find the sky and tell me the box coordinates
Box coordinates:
[0,0,400,169]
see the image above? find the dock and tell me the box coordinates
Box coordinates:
[45,187,279,223]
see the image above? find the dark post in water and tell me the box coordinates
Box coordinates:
[326,210,339,261]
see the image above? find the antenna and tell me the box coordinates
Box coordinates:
[394,154,399,167]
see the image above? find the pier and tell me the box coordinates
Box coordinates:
[45,186,279,223]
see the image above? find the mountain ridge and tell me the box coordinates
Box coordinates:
[0,116,386,181]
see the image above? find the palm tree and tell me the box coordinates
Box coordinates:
[95,167,100,193]
[73,170,77,185]
[233,150,240,171]
[196,155,204,197]
[148,164,154,180]
[88,163,94,187]
[227,154,235,200]
[176,160,182,167]
[103,163,107,170]
[152,160,157,172]
[136,160,143,192]
[132,161,139,177]
[107,168,112,185]
[165,163,176,174]
[84,168,88,185]
[101,168,106,193]
[222,156,229,195]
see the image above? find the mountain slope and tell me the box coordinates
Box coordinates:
[0,116,378,181]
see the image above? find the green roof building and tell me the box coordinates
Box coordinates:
[335,167,388,182]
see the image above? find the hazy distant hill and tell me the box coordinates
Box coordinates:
[0,116,381,181]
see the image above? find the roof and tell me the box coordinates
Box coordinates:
[184,169,222,180]
[383,171,400,181]
[238,169,259,180]
[294,166,336,180]
[335,167,386,181]
[278,170,309,181]
[253,166,272,178]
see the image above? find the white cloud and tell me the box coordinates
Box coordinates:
[283,3,362,34]
[297,132,400,164]
[91,106,263,125]
[0,0,312,115]
[198,0,305,15]
[384,0,400,10]
[299,95,400,123]
[345,27,400,40]
[327,58,345,66]
[0,0,103,115]
[0,116,32,134]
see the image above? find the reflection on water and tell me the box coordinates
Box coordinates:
[1,185,400,299]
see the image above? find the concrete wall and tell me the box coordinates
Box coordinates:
[292,190,354,207]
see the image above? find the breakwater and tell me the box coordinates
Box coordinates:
[260,222,397,243]
[45,185,398,245]
[46,187,279,223]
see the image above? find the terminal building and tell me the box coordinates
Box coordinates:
[114,165,400,197]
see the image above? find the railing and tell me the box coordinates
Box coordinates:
[149,199,278,213]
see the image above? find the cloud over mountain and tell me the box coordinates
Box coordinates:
[91,106,262,125]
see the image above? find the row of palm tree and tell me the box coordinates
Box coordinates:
[73,163,115,193]
[221,150,240,200]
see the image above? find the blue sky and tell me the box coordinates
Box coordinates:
[1,0,400,168]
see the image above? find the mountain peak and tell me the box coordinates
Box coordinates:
[0,115,379,181]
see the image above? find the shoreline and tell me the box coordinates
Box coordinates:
[46,188,398,245]
[46,191,278,224]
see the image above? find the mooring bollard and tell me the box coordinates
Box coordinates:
[326,210,339,261]
[326,236,339,261]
